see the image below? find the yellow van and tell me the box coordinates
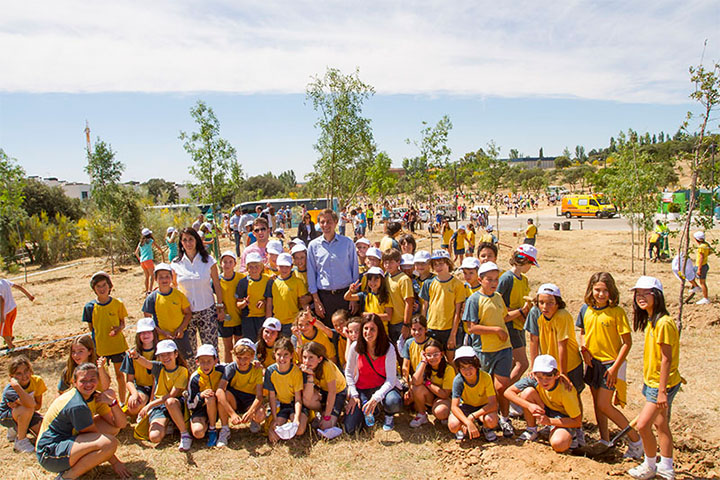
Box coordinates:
[561,194,617,218]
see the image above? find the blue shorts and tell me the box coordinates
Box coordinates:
[568,364,585,394]
[695,264,709,280]
[149,401,185,423]
[218,323,243,338]
[104,352,126,364]
[135,384,153,398]
[37,437,75,473]
[479,347,513,378]
[319,388,348,418]
[428,328,464,351]
[0,411,43,429]
[455,248,465,255]
[228,388,256,414]
[459,403,487,419]
[277,402,309,421]
[642,383,680,406]
[505,322,526,348]
[441,244,449,249]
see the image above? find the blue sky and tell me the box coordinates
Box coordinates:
[1,1,718,184]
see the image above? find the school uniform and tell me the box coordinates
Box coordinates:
[356,291,392,330]
[148,362,189,422]
[120,348,156,397]
[235,273,272,342]
[263,363,304,419]
[219,273,244,338]
[514,376,580,432]
[642,315,682,406]
[142,288,192,360]
[299,328,337,361]
[497,271,530,348]
[401,337,429,373]
[304,360,348,417]
[82,297,129,363]
[463,291,513,378]
[452,370,496,417]
[386,271,414,342]
[420,276,466,349]
[222,362,264,413]
[264,274,308,336]
[0,375,45,429]
[187,364,225,419]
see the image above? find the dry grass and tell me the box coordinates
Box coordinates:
[1,227,719,479]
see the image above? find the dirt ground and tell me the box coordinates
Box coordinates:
[1,224,719,480]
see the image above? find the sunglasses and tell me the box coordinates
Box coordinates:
[254,227,267,233]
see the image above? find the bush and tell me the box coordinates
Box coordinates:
[20,212,81,267]
[668,202,682,213]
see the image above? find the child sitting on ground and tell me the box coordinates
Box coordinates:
[0,355,46,453]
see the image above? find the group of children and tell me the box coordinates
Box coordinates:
[0,224,687,480]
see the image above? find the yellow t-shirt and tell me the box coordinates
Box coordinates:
[465,292,511,353]
[420,276,467,331]
[360,291,392,321]
[386,272,414,326]
[429,364,456,390]
[120,348,155,388]
[266,274,308,324]
[294,269,308,291]
[497,271,530,330]
[143,288,191,339]
[520,376,580,418]
[466,230,475,249]
[463,283,482,334]
[535,309,582,372]
[442,228,454,245]
[697,242,710,267]
[263,363,303,404]
[220,273,244,327]
[224,362,264,395]
[643,315,681,389]
[451,370,495,407]
[455,231,466,250]
[301,328,337,361]
[312,360,347,393]
[525,224,537,239]
[576,304,631,363]
[151,363,189,398]
[236,273,272,318]
[83,298,129,357]
[6,375,47,403]
[401,337,429,372]
[478,233,494,244]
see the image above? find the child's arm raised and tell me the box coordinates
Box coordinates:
[8,378,36,409]
[95,389,128,430]
[344,281,361,302]
[12,284,35,302]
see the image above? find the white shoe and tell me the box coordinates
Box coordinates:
[508,403,524,418]
[14,437,35,453]
[498,417,514,438]
[455,429,465,441]
[409,413,429,428]
[692,286,703,294]
[178,434,192,452]
[6,427,17,442]
[217,428,231,447]
[695,297,710,305]
[517,429,538,442]
[628,463,657,480]
[623,440,644,459]
[656,464,675,480]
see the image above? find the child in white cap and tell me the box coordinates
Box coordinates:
[187,344,224,447]
[691,231,710,304]
[218,251,243,363]
[235,252,272,343]
[504,354,581,452]
[265,253,311,337]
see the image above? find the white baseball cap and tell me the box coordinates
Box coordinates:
[630,276,664,293]
[537,283,561,297]
[366,247,382,259]
[486,225,494,232]
[267,241,284,255]
[233,338,257,353]
[220,250,237,261]
[460,257,481,270]
[693,231,705,241]
[90,271,111,287]
[458,225,466,230]
[454,346,477,362]
[516,244,539,266]
[156,339,178,355]
[431,249,450,260]
[245,252,264,264]
[401,254,415,266]
[277,253,293,267]
[203,222,213,230]
[290,238,306,247]
[263,317,282,332]
[414,250,431,263]
[166,226,176,234]
[136,317,156,333]
[355,237,371,246]
[153,263,173,275]
[291,244,307,255]
[196,344,218,358]
[478,261,499,275]
[532,354,558,374]
[365,266,385,277]
[274,421,298,440]
[274,228,285,235]
[141,228,152,236]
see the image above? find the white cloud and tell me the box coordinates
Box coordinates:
[0,0,717,103]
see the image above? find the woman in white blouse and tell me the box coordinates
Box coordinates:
[344,314,402,433]
[171,227,225,363]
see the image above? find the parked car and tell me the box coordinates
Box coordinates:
[418,209,430,223]
[436,204,457,222]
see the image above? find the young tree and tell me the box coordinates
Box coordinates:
[179,101,240,208]
[366,152,397,200]
[473,141,510,238]
[278,170,297,192]
[306,67,375,209]
[85,138,124,211]
[145,178,179,204]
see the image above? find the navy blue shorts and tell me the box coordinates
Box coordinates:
[149,401,185,422]
[228,388,256,414]
[218,323,243,338]
[567,364,585,394]
[428,328,464,351]
[695,264,709,280]
[319,388,348,418]
[277,402,309,421]
[37,438,75,473]
[479,347,513,378]
[505,322,526,348]
[104,352,126,364]
[0,411,43,429]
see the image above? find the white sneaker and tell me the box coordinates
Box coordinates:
[498,417,514,438]
[409,413,429,428]
[217,428,231,447]
[455,429,465,441]
[178,434,192,452]
[656,464,675,480]
[14,437,35,453]
[696,297,710,305]
[382,415,395,431]
[250,421,261,433]
[624,440,644,459]
[517,429,538,442]
[6,427,17,442]
[628,463,657,480]
[692,286,703,294]
[508,403,524,418]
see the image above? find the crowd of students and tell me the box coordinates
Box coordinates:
[0,209,691,480]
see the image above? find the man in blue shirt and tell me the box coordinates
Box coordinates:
[307,209,359,326]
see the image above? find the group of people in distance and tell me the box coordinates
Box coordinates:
[0,208,686,480]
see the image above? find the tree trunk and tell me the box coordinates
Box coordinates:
[630,217,635,273]
[642,230,647,275]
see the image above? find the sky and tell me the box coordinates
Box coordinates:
[1,1,718,184]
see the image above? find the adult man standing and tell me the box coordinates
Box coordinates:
[307,209,359,326]
[229,207,243,257]
[239,217,270,272]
